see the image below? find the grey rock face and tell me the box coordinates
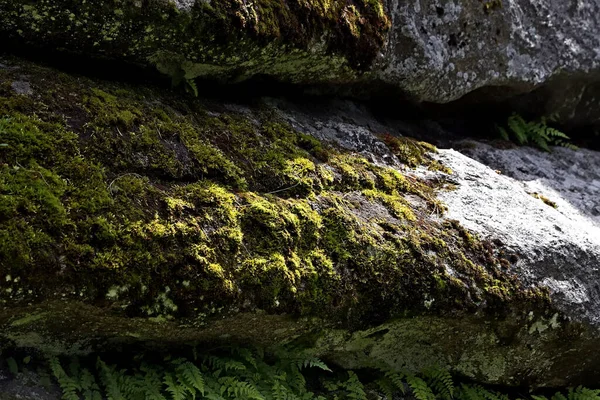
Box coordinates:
[276,100,600,329]
[3,0,600,124]
[437,143,600,326]
[273,100,600,385]
[378,0,600,103]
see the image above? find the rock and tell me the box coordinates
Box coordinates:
[439,143,600,325]
[3,0,600,125]
[0,368,60,400]
[10,81,32,96]
[1,56,600,388]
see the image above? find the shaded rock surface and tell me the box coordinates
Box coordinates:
[1,56,600,388]
[3,0,600,125]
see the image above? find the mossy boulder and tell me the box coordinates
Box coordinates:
[0,0,389,85]
[0,56,597,387]
[5,0,600,128]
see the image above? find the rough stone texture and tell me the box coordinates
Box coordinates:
[438,143,600,325]
[0,368,60,400]
[2,56,600,388]
[3,0,600,124]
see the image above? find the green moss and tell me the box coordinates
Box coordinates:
[381,134,453,174]
[0,0,391,84]
[0,57,550,337]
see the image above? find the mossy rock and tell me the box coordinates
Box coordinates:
[0,0,390,85]
[0,56,578,386]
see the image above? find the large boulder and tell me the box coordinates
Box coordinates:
[2,0,600,125]
[2,56,600,388]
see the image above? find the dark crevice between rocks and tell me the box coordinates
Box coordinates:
[5,44,599,151]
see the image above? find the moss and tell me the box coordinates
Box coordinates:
[0,0,391,84]
[380,133,453,174]
[0,57,551,342]
[529,192,558,209]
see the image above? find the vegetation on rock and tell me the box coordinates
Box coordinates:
[497,114,576,152]
[0,0,390,85]
[0,57,552,350]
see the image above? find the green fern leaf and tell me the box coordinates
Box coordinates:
[498,126,510,141]
[97,358,124,400]
[185,79,199,97]
[552,392,569,400]
[48,356,80,400]
[383,370,405,394]
[344,372,366,400]
[406,375,435,400]
[164,373,186,400]
[568,386,600,400]
[376,378,395,400]
[424,367,454,399]
[176,361,205,396]
[507,113,529,145]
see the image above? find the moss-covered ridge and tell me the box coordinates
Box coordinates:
[0,57,550,346]
[0,0,390,84]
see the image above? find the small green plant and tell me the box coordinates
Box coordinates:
[184,78,198,97]
[498,113,576,152]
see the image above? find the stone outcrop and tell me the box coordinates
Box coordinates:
[3,0,600,125]
[2,56,600,388]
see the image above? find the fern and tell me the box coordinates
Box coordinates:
[376,378,395,400]
[406,374,436,400]
[424,367,454,399]
[568,386,600,400]
[552,392,569,400]
[164,373,186,400]
[48,356,80,400]
[218,376,264,399]
[185,78,199,97]
[97,358,125,400]
[175,361,205,396]
[343,371,366,400]
[499,113,576,151]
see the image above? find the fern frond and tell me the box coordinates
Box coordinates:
[164,373,186,400]
[532,395,549,400]
[97,358,124,400]
[545,126,570,140]
[272,380,289,400]
[383,370,405,394]
[568,386,600,400]
[185,79,199,97]
[376,378,395,400]
[176,361,205,396]
[344,372,366,400]
[498,126,510,141]
[287,367,307,394]
[423,367,454,399]
[219,376,264,400]
[406,375,435,400]
[48,356,80,400]
[143,373,167,400]
[552,392,569,400]
[507,113,529,145]
[294,357,331,372]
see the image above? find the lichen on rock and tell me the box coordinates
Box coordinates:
[0,56,546,331]
[0,0,390,85]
